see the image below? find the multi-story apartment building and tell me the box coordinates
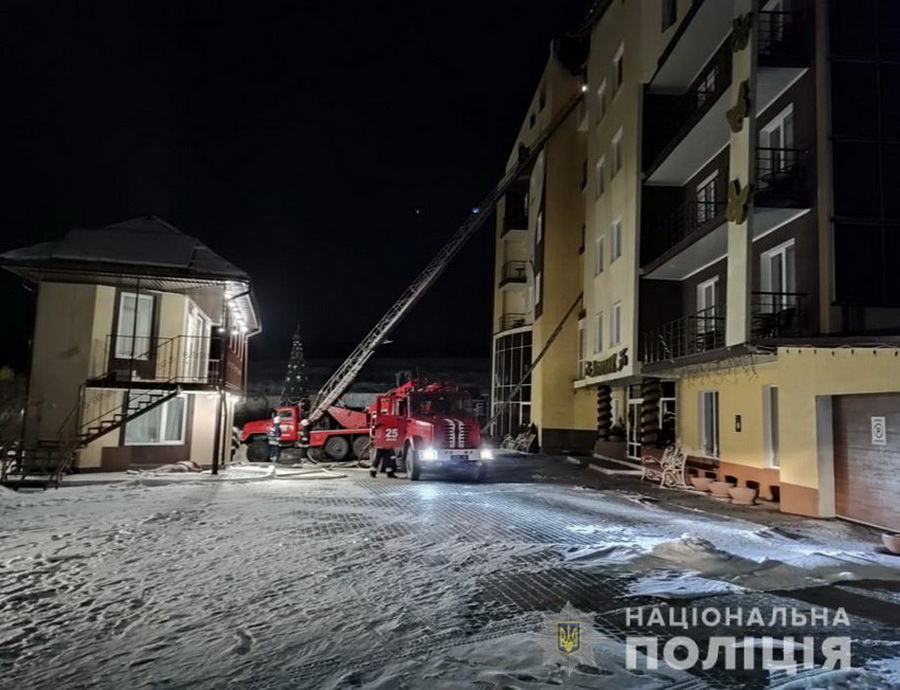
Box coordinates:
[1,216,260,473]
[492,0,900,528]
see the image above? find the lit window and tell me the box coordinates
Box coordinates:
[593,312,603,353]
[596,157,606,197]
[597,80,607,122]
[115,292,154,359]
[535,271,542,306]
[125,396,186,445]
[612,128,624,174]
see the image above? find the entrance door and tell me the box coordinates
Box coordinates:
[627,396,643,460]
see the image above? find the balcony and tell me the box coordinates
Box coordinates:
[91,334,222,387]
[758,10,810,68]
[499,260,528,290]
[755,147,810,207]
[501,212,528,239]
[643,198,727,268]
[752,291,809,339]
[498,312,528,333]
[642,305,726,364]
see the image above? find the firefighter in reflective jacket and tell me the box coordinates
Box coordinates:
[268,414,283,462]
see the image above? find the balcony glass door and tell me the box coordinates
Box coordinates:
[761,240,796,311]
[115,292,154,359]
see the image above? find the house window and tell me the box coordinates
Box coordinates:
[695,64,718,109]
[578,321,587,377]
[760,105,795,177]
[695,172,718,226]
[125,395,186,445]
[596,157,606,197]
[535,271,542,306]
[699,390,720,457]
[597,80,607,123]
[763,385,780,468]
[580,159,588,191]
[536,210,544,244]
[612,129,624,175]
[593,312,604,353]
[760,239,797,311]
[611,219,623,261]
[662,0,677,30]
[595,236,605,276]
[696,276,720,333]
[115,292,154,359]
[613,43,624,95]
[611,302,622,346]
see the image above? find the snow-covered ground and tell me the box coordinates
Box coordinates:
[2,457,899,688]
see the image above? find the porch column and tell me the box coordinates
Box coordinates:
[640,377,661,447]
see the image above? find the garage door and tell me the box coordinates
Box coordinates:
[833,394,900,530]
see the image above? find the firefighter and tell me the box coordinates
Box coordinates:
[268,414,283,463]
[369,447,397,478]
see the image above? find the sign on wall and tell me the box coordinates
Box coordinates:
[871,416,887,446]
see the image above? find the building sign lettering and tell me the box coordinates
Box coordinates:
[585,348,628,377]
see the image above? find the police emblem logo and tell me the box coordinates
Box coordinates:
[557,621,581,654]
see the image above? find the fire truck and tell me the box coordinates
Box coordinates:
[370,379,490,480]
[238,89,582,475]
[240,404,370,462]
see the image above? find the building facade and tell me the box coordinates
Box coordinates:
[1,216,260,472]
[491,0,900,529]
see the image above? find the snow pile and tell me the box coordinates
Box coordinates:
[628,571,745,599]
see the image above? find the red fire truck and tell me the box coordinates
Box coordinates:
[370,379,491,480]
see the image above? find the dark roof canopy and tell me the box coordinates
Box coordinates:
[0,215,249,282]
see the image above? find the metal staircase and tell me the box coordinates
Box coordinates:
[1,338,191,490]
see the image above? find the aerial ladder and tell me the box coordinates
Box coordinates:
[305,88,585,441]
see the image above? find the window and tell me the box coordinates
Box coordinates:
[760,105,795,177]
[535,271,542,306]
[696,276,720,333]
[580,159,588,190]
[699,391,720,457]
[578,321,587,378]
[596,157,606,197]
[662,0,677,30]
[761,239,797,311]
[115,292,154,359]
[611,219,623,261]
[695,172,718,226]
[594,236,605,276]
[695,65,718,109]
[763,385,780,467]
[593,312,604,353]
[612,128,624,175]
[536,210,544,244]
[611,302,622,346]
[125,395,186,445]
[613,43,624,95]
[597,80,607,123]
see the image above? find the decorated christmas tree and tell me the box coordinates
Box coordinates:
[280,327,309,405]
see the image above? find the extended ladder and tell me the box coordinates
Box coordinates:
[309,89,584,423]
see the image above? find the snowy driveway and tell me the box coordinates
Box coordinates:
[2,456,900,689]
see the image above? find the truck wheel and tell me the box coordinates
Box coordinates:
[247,441,269,463]
[323,435,350,461]
[352,436,371,460]
[405,442,420,481]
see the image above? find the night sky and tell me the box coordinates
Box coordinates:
[1,0,591,369]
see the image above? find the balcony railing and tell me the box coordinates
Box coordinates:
[93,334,222,385]
[500,260,528,287]
[755,147,809,205]
[758,11,808,65]
[642,305,726,364]
[752,291,808,338]
[654,198,727,261]
[498,313,528,332]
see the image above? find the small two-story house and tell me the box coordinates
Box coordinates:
[0,216,260,472]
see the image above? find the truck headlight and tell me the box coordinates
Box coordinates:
[421,448,438,460]
[480,448,493,460]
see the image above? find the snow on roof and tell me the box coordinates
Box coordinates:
[0,215,249,282]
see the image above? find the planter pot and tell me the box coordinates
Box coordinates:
[882,533,900,555]
[690,476,714,492]
[728,486,759,506]
[708,481,735,499]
